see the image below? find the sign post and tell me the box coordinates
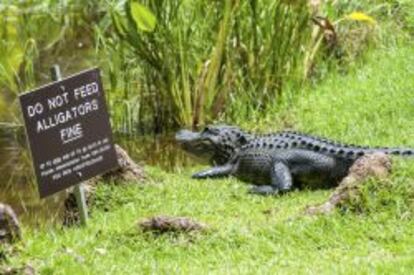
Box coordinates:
[50,65,88,225]
[20,66,119,226]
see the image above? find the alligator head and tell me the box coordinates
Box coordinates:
[175,125,251,165]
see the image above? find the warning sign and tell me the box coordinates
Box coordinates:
[20,68,118,198]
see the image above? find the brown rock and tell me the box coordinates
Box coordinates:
[348,152,391,179]
[305,153,392,215]
[0,203,21,244]
[102,144,146,182]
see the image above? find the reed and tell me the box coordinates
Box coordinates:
[106,0,311,131]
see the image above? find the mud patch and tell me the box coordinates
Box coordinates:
[138,216,207,234]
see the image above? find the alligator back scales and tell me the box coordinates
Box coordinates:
[241,131,414,160]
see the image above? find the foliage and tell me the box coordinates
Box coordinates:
[346,12,377,24]
[105,0,311,132]
[0,0,104,122]
[1,0,408,133]
[103,0,411,133]
[127,1,157,32]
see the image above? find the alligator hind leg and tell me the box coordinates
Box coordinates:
[281,149,341,189]
[192,164,234,179]
[249,162,292,195]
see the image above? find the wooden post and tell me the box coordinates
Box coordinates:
[50,65,88,226]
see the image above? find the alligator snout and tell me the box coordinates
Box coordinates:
[175,129,201,144]
[175,124,248,165]
[175,128,215,163]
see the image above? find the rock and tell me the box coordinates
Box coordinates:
[0,203,21,244]
[102,144,146,183]
[305,153,392,215]
[348,152,391,179]
[138,216,207,234]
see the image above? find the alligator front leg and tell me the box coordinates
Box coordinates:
[249,162,292,195]
[192,164,234,179]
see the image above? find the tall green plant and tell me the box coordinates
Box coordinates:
[108,0,311,131]
[227,0,310,116]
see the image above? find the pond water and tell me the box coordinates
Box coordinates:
[0,127,193,226]
[116,133,193,172]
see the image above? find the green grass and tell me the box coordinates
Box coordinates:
[239,43,414,144]
[6,167,414,274]
[3,42,414,274]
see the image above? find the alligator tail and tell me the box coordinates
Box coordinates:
[372,147,414,157]
[280,132,414,159]
[322,146,414,160]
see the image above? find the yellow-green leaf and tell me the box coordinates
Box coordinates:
[128,1,156,32]
[346,12,376,25]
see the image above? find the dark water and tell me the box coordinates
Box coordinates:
[0,127,192,226]
[115,133,193,172]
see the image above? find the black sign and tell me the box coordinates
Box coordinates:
[20,68,118,198]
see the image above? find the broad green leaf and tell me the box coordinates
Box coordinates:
[127,1,156,32]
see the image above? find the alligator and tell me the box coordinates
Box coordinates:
[175,125,414,195]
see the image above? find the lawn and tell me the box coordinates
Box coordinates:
[5,44,414,274]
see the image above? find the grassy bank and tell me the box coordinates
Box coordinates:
[4,42,414,274]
